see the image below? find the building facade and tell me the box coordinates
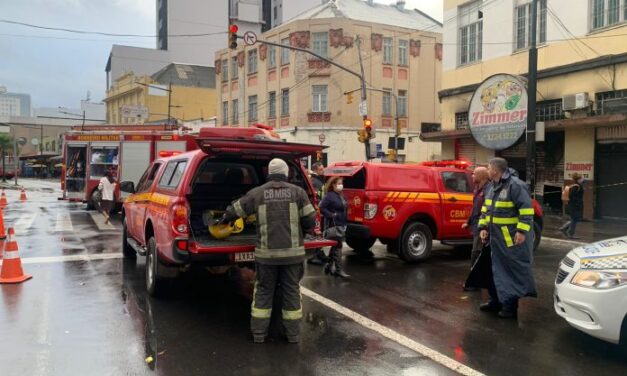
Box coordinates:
[0,87,31,117]
[104,63,216,125]
[424,0,627,220]
[215,0,443,165]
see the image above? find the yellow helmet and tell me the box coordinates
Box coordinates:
[208,218,244,239]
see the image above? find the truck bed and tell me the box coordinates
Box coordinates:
[192,233,257,247]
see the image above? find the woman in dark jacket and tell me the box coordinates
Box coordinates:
[319,176,350,278]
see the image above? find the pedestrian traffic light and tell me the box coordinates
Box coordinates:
[229,24,239,50]
[346,92,353,104]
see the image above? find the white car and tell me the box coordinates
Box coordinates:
[554,236,627,344]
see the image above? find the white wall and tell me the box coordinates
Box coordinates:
[443,0,591,72]
[108,45,172,88]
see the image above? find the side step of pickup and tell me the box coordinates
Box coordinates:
[441,239,473,246]
[127,238,147,256]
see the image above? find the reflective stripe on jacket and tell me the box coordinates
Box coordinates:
[225,175,316,265]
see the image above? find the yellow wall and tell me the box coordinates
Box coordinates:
[105,73,217,124]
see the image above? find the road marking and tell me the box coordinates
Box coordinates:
[54,212,74,232]
[0,253,123,266]
[301,287,485,376]
[542,236,586,247]
[13,212,37,234]
[89,212,116,231]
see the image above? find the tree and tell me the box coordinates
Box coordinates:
[0,134,13,182]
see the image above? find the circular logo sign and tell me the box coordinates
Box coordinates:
[468,74,528,150]
[382,205,396,221]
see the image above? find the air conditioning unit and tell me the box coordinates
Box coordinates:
[562,93,589,111]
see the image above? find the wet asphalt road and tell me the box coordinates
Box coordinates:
[0,180,626,376]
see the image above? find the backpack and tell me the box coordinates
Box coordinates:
[561,185,571,203]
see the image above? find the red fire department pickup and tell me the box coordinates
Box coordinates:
[120,125,335,296]
[325,160,544,263]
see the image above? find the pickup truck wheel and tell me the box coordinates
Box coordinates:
[122,218,136,260]
[346,237,376,252]
[533,221,542,252]
[146,237,165,297]
[399,222,432,263]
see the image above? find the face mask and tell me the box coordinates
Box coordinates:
[335,184,343,192]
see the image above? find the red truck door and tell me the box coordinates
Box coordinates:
[127,162,162,243]
[438,170,474,239]
[323,164,366,223]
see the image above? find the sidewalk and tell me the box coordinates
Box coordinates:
[543,215,627,244]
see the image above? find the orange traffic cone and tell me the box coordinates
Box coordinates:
[0,208,6,240]
[0,228,32,284]
[19,188,27,201]
[0,189,7,208]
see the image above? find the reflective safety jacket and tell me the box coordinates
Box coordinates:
[225,175,316,265]
[478,169,537,302]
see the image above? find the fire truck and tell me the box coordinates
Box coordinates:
[61,124,197,208]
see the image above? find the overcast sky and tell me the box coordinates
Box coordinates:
[0,0,443,110]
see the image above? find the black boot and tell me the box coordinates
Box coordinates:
[330,247,350,279]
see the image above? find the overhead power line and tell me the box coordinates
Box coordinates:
[0,19,226,38]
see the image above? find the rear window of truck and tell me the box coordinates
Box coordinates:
[159,160,188,189]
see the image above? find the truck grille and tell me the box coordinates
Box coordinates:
[562,256,575,268]
[556,268,569,284]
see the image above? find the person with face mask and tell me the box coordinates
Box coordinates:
[319,176,350,278]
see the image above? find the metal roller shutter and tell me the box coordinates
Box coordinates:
[455,138,476,165]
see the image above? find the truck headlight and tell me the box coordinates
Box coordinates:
[571,270,627,289]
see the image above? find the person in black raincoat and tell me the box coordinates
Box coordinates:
[472,157,537,318]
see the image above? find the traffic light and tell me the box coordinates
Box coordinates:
[229,24,238,50]
[346,92,353,104]
[363,118,374,140]
[357,129,367,143]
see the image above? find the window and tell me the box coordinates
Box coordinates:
[455,112,469,130]
[222,101,228,125]
[281,38,290,65]
[268,45,276,68]
[137,163,162,192]
[281,89,289,116]
[458,1,483,65]
[248,95,258,121]
[398,90,407,117]
[231,57,238,80]
[159,160,187,189]
[312,85,328,112]
[398,40,408,66]
[312,32,328,58]
[221,59,228,82]
[232,99,239,123]
[441,171,472,193]
[268,91,276,118]
[383,37,393,64]
[514,0,547,51]
[248,49,257,74]
[591,0,626,30]
[89,146,119,180]
[382,90,392,116]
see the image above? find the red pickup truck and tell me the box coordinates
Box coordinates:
[120,126,335,296]
[325,160,544,262]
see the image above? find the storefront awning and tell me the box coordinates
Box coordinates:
[420,128,471,142]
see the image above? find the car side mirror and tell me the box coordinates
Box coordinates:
[120,181,135,193]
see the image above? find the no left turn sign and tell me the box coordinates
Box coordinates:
[243,31,257,46]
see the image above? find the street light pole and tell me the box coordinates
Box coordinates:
[167,82,172,126]
[526,0,538,197]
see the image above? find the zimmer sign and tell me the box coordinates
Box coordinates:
[468,74,527,150]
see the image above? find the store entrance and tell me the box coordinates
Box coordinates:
[596,141,627,220]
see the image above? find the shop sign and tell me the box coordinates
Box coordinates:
[75,135,120,142]
[565,161,594,180]
[468,74,527,150]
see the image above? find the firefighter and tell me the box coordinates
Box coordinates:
[220,158,316,343]
[478,158,537,319]
[307,162,329,266]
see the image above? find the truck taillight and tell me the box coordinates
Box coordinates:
[172,203,189,234]
[364,203,377,220]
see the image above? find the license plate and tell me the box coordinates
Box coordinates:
[234,252,255,262]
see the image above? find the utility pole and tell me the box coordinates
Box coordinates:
[356,36,370,161]
[526,0,538,197]
[167,82,172,126]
